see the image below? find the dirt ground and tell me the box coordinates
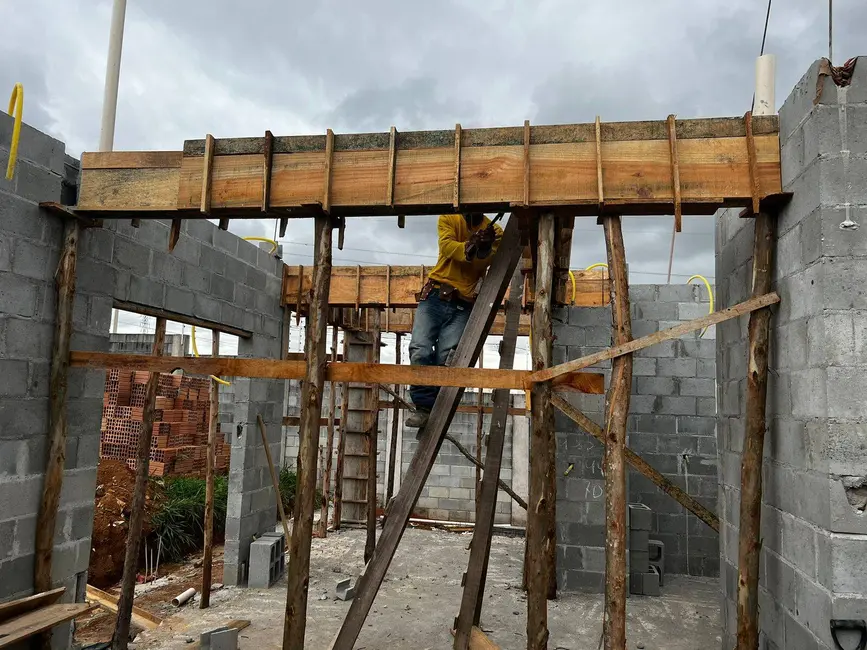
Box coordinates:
[121,528,720,650]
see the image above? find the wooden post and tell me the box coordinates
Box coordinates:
[34,221,80,600]
[112,317,166,650]
[601,215,632,650]
[527,213,555,650]
[201,331,220,609]
[330,217,523,650]
[474,354,484,519]
[283,213,332,650]
[736,211,775,650]
[385,333,402,504]
[454,268,523,649]
[333,333,350,530]
[319,325,340,536]
[259,414,291,544]
[365,311,382,563]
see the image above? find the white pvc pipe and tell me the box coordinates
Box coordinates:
[754,54,776,116]
[172,587,196,606]
[98,0,127,152]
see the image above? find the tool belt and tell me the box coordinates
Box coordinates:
[415,280,474,305]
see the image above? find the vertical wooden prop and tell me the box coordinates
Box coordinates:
[527,213,555,650]
[320,326,340,536]
[601,215,632,650]
[736,212,775,650]
[474,355,484,519]
[333,333,350,530]
[112,317,166,650]
[283,214,332,650]
[201,331,220,609]
[365,311,382,563]
[260,414,291,544]
[34,220,79,650]
[453,269,524,649]
[385,333,402,504]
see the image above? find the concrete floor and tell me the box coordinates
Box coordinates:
[134,528,721,650]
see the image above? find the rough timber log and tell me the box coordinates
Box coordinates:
[76,116,781,217]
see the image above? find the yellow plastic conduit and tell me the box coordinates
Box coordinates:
[191,325,231,385]
[567,270,576,305]
[6,83,23,180]
[242,236,278,254]
[687,274,714,338]
[585,263,608,272]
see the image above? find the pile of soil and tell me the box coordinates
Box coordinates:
[89,459,160,587]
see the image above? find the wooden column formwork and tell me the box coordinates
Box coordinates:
[112,317,166,650]
[601,216,632,650]
[329,216,524,650]
[283,214,333,650]
[526,213,556,650]
[201,331,220,609]
[736,211,776,649]
[319,325,340,537]
[454,267,524,649]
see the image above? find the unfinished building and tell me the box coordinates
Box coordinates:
[0,56,865,650]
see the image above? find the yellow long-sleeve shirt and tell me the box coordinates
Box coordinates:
[428,214,504,300]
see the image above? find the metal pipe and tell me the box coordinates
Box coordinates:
[98,0,127,152]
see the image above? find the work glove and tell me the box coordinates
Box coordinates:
[474,225,497,259]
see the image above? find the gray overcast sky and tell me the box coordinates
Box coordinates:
[2,1,863,361]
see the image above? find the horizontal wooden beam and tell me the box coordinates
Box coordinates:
[377,400,527,417]
[113,300,253,339]
[69,352,604,393]
[529,292,780,383]
[75,115,780,217]
[283,265,609,309]
[335,307,533,337]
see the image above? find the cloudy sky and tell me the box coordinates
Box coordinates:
[2,0,863,361]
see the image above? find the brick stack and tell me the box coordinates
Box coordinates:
[100,369,231,476]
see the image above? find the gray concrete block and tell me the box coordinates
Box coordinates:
[0,360,28,397]
[632,357,656,376]
[656,358,697,377]
[827,366,867,418]
[112,237,151,277]
[150,252,183,285]
[789,368,828,418]
[631,320,659,338]
[210,273,235,302]
[0,272,40,318]
[0,191,45,240]
[783,610,819,650]
[213,228,240,256]
[678,378,715,398]
[199,245,227,276]
[13,161,63,203]
[655,396,696,416]
[634,301,677,321]
[128,276,165,308]
[193,293,223,322]
[641,340,677,358]
[636,376,675,395]
[0,553,35,597]
[11,238,60,282]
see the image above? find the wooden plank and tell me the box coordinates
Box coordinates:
[201,333,220,610]
[551,394,719,532]
[113,300,252,338]
[319,326,340,536]
[0,604,97,649]
[365,313,382,562]
[113,317,165,650]
[283,264,609,309]
[736,211,775,650]
[522,120,531,207]
[377,400,526,418]
[352,306,534,336]
[595,117,604,206]
[283,214,332,649]
[601,215,631,650]
[323,129,335,213]
[85,585,161,630]
[258,414,291,546]
[385,334,402,505]
[0,589,65,624]
[76,116,782,216]
[387,127,398,206]
[263,130,274,212]
[200,134,215,214]
[453,124,462,209]
[667,115,682,232]
[329,217,524,650]
[81,151,182,169]
[34,221,79,598]
[454,268,524,649]
[744,111,761,215]
[468,627,499,650]
[69,352,605,393]
[168,218,182,252]
[527,213,555,650]
[529,292,780,383]
[333,333,351,531]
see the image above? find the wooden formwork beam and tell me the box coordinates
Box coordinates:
[75,115,782,217]
[319,326,340,537]
[112,317,166,650]
[283,214,332,649]
[337,306,534,337]
[454,268,524,649]
[526,213,556,650]
[329,216,524,650]
[200,331,220,609]
[601,216,632,650]
[736,211,776,649]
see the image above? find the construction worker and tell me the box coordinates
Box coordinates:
[404,212,504,429]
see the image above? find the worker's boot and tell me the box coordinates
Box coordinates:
[405,408,430,429]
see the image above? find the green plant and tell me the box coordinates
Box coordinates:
[278,466,323,515]
[149,476,228,562]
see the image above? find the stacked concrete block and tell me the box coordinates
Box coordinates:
[554,286,718,593]
[247,533,285,588]
[715,57,867,650]
[628,503,660,596]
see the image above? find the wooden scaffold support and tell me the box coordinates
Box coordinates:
[112,317,166,650]
[366,310,382,562]
[601,215,633,650]
[319,325,340,536]
[385,333,402,505]
[332,331,350,530]
[201,331,220,609]
[736,210,776,649]
[454,268,524,649]
[329,216,524,650]
[526,213,556,650]
[283,213,333,649]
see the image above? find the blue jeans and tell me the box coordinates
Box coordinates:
[408,290,471,410]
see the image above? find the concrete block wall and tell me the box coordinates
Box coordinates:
[109,332,189,356]
[716,57,867,650]
[553,284,718,592]
[0,116,104,649]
